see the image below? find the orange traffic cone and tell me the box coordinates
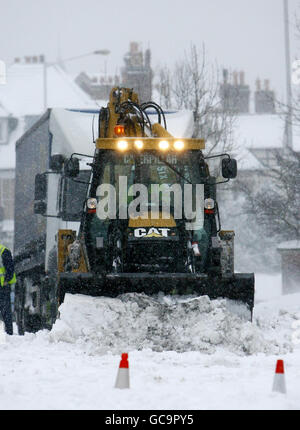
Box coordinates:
[272,360,286,394]
[115,353,130,389]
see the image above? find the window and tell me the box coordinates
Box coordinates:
[61,170,90,221]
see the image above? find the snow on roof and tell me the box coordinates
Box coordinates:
[0,63,98,117]
[230,114,288,171]
[0,62,100,171]
[163,110,194,138]
[232,113,300,169]
[234,114,285,150]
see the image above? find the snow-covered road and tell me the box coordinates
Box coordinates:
[0,273,299,410]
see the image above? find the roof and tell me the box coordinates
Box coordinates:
[231,113,290,171]
[0,62,99,171]
[234,114,285,150]
[0,62,98,117]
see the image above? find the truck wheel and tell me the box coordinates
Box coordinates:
[47,278,59,328]
[20,277,43,334]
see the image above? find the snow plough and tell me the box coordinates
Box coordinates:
[14,87,254,334]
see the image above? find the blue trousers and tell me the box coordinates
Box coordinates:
[0,285,13,335]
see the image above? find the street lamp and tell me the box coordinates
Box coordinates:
[43,49,110,110]
[283,0,293,149]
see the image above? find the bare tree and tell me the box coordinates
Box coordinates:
[238,148,300,242]
[156,44,237,157]
[155,65,172,109]
[239,5,300,246]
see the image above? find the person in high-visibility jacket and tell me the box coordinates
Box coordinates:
[0,244,16,335]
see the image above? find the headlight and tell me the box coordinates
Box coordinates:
[159,140,169,150]
[204,198,215,209]
[134,140,144,150]
[87,198,97,209]
[117,140,128,151]
[174,140,184,151]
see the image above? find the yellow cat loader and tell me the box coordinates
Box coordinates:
[15,87,254,335]
[57,87,255,319]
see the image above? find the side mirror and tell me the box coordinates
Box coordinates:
[222,158,237,179]
[64,157,80,178]
[34,200,47,215]
[34,174,47,200]
[50,154,66,172]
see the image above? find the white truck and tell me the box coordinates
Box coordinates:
[14,108,97,333]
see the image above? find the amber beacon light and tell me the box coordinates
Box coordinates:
[114,124,125,136]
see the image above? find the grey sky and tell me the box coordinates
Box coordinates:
[1,0,299,102]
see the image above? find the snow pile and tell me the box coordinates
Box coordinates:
[48,292,294,356]
[0,274,298,410]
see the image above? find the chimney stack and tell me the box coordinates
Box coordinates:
[255,78,261,91]
[122,41,152,103]
[255,78,275,114]
[264,79,270,91]
[130,42,139,54]
[220,69,250,114]
[223,69,229,84]
[239,71,245,86]
[233,71,238,86]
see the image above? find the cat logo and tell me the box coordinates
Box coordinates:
[134,227,170,238]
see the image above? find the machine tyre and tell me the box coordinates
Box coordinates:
[16,277,44,334]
